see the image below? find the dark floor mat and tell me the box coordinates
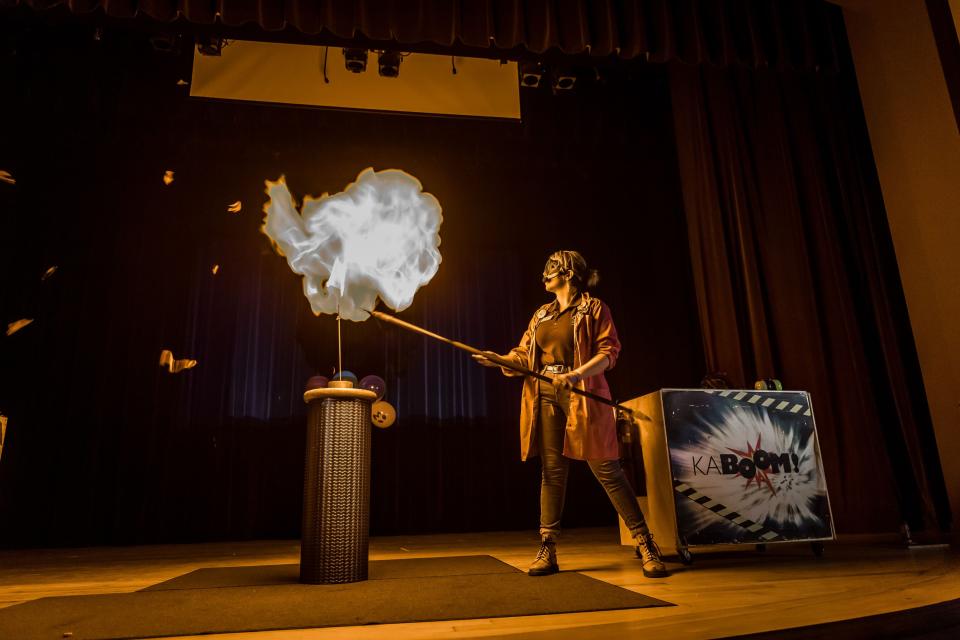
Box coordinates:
[141,555,519,590]
[0,555,673,640]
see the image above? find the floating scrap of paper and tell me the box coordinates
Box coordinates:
[211,264,220,275]
[41,266,58,281]
[0,170,14,185]
[176,79,189,86]
[6,319,33,336]
[163,170,175,186]
[227,201,242,213]
[159,349,197,373]
[0,414,6,461]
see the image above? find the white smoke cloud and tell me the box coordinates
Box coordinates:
[262,168,442,322]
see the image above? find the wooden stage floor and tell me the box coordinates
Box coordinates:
[1,527,957,639]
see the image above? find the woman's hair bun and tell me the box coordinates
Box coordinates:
[586,269,600,289]
[546,250,599,290]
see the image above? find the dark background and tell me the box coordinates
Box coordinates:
[3,0,951,547]
[0,22,705,546]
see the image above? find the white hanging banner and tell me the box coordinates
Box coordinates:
[191,41,521,119]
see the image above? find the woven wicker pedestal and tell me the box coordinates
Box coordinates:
[300,387,378,584]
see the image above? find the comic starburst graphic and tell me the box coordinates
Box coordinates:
[727,434,777,495]
[670,402,825,532]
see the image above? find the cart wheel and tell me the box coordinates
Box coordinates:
[811,542,824,557]
[756,544,767,552]
[678,547,694,565]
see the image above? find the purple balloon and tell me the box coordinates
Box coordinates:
[305,375,329,391]
[359,375,386,400]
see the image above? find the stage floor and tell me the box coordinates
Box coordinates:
[1,527,957,639]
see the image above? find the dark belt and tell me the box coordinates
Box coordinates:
[541,364,573,374]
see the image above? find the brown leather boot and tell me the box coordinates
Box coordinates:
[635,532,669,578]
[528,538,559,576]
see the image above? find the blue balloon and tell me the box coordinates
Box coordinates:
[333,370,358,384]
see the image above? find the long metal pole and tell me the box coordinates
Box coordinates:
[368,309,649,421]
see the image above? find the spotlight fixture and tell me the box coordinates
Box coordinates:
[378,50,403,78]
[149,33,182,54]
[342,48,368,73]
[519,61,545,88]
[552,67,577,91]
[196,35,226,57]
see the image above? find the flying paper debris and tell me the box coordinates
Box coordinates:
[0,170,14,185]
[159,349,197,373]
[6,319,33,336]
[227,201,242,213]
[41,266,58,281]
[262,168,442,321]
[212,264,220,275]
[163,170,175,186]
[176,79,189,86]
[0,414,7,461]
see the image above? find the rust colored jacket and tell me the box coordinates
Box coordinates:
[503,293,622,461]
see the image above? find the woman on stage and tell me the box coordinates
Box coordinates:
[474,250,668,578]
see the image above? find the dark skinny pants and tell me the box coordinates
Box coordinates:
[537,378,649,541]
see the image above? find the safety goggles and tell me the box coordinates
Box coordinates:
[542,255,568,283]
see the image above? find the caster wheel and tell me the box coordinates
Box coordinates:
[811,542,824,557]
[678,547,694,565]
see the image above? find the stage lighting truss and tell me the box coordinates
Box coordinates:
[377,50,404,78]
[519,61,545,88]
[343,48,369,73]
[519,62,587,92]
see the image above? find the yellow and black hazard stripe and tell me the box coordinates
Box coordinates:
[701,389,811,417]
[673,480,783,542]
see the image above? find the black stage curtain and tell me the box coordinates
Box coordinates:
[0,4,951,547]
[9,0,840,69]
[0,22,704,546]
[668,33,953,532]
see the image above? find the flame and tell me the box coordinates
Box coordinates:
[0,170,14,185]
[261,168,442,321]
[227,201,242,213]
[162,170,175,185]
